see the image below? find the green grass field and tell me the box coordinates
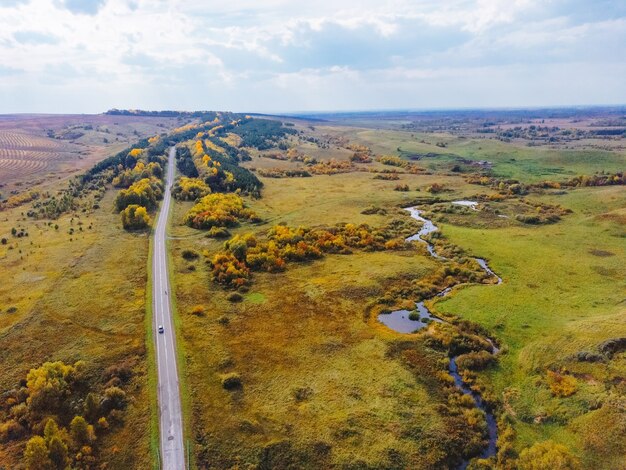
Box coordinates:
[433,185,626,467]
[347,127,626,182]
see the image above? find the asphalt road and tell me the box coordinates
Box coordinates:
[153,146,185,469]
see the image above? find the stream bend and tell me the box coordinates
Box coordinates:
[378,205,502,467]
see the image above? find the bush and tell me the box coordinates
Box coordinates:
[426,183,445,193]
[181,249,199,260]
[292,386,314,402]
[206,226,230,238]
[190,305,205,316]
[0,419,25,442]
[546,371,577,397]
[349,152,372,163]
[373,173,400,180]
[24,436,53,469]
[227,292,243,302]
[376,155,404,167]
[115,178,163,212]
[70,415,95,446]
[210,253,251,287]
[257,168,312,178]
[518,441,579,470]
[185,193,259,230]
[455,350,495,371]
[103,360,134,384]
[221,372,242,390]
[361,206,387,215]
[172,177,210,200]
[120,205,151,230]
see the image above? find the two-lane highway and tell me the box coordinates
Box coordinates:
[153,146,185,469]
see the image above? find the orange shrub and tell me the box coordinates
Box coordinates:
[546,371,577,397]
[210,253,250,287]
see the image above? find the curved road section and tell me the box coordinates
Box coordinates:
[153,146,185,469]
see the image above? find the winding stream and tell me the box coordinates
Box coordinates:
[378,204,501,467]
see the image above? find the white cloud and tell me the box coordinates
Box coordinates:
[0,0,624,112]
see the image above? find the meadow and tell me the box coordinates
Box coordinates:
[169,113,625,468]
[434,185,626,469]
[0,110,624,469]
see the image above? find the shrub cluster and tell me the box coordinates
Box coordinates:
[120,204,152,230]
[567,172,625,187]
[111,160,162,188]
[0,190,40,210]
[209,222,409,288]
[308,159,355,175]
[262,149,318,164]
[468,172,626,197]
[373,173,400,180]
[0,361,130,469]
[115,177,163,212]
[257,168,312,178]
[546,370,577,397]
[348,145,373,163]
[426,183,446,193]
[184,193,259,230]
[210,252,251,287]
[172,176,211,201]
[376,155,423,173]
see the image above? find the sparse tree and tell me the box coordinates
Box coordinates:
[84,393,100,423]
[102,387,127,413]
[48,435,69,469]
[70,416,95,447]
[43,418,59,443]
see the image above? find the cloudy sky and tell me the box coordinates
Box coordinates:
[1,0,625,113]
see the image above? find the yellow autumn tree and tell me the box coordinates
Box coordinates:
[184,193,258,229]
[121,205,151,230]
[26,361,84,416]
[172,177,211,201]
[24,436,53,470]
[115,178,163,211]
